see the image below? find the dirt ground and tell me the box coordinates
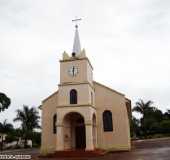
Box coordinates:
[1,137,170,160]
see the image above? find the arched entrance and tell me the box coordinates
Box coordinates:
[63,112,86,150]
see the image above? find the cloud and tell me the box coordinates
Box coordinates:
[0,0,170,126]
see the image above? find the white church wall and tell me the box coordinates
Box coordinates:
[94,82,131,151]
[41,91,58,154]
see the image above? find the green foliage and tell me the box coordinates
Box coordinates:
[5,134,17,143]
[13,105,40,148]
[133,99,153,116]
[132,99,170,139]
[5,128,22,143]
[163,110,170,120]
[130,117,141,137]
[0,93,11,112]
[31,132,41,147]
[0,120,14,150]
[149,122,161,134]
[14,105,40,131]
[0,120,13,134]
[159,120,170,133]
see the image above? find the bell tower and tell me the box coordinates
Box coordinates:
[56,19,97,151]
[58,20,94,107]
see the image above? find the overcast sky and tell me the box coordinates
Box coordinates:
[0,0,170,126]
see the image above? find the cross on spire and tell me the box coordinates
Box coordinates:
[72,18,82,56]
[72,18,82,28]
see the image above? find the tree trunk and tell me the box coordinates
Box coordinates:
[24,138,27,148]
[0,140,3,151]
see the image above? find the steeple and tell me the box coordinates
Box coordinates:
[72,18,81,57]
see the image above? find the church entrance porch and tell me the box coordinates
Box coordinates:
[63,112,86,150]
[56,107,96,151]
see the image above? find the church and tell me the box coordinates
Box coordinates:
[41,24,131,154]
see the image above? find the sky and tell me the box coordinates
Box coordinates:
[0,0,170,126]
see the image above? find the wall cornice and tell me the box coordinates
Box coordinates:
[58,81,94,90]
[56,104,96,109]
[60,57,93,70]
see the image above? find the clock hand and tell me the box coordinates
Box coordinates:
[73,66,75,76]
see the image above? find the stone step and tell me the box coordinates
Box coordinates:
[42,149,106,158]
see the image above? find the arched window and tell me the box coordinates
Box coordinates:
[53,114,57,134]
[103,110,113,132]
[70,89,77,104]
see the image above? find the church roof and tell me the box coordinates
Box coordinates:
[42,91,58,104]
[93,81,125,96]
[72,25,81,55]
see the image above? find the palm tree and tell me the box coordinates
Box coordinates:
[0,92,11,112]
[13,105,40,148]
[130,116,141,138]
[0,120,13,150]
[133,99,153,117]
[133,99,154,136]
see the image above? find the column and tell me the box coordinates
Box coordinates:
[93,125,97,148]
[95,125,98,148]
[85,124,94,150]
[56,124,64,151]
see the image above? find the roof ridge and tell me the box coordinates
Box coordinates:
[93,81,125,96]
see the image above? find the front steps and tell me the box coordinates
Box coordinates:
[41,149,106,158]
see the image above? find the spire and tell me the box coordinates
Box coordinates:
[72,18,81,57]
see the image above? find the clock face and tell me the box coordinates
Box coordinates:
[68,66,78,77]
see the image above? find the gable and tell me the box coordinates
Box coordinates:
[93,81,125,97]
[42,90,58,104]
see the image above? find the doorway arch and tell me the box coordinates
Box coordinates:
[63,112,86,150]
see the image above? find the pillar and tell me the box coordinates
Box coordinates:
[56,125,64,151]
[95,125,98,148]
[93,125,97,148]
[85,124,94,150]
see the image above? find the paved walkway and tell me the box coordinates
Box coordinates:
[1,138,170,160]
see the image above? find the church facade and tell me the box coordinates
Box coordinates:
[41,25,131,154]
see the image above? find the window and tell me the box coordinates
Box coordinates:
[70,89,77,104]
[103,110,113,132]
[53,114,57,134]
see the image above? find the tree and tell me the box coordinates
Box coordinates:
[159,120,170,133]
[0,93,11,112]
[133,99,154,136]
[31,132,41,147]
[133,99,166,137]
[13,105,40,148]
[0,120,13,150]
[132,99,153,117]
[130,117,141,138]
[5,128,22,145]
[163,110,170,120]
[149,107,163,122]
